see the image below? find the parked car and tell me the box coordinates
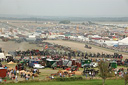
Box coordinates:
[33,64,45,69]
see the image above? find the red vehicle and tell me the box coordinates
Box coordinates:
[0,67,7,78]
[117,60,124,66]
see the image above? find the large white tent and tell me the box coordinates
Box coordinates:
[0,53,5,59]
[98,40,118,46]
[26,35,36,41]
[118,37,128,45]
[104,41,118,46]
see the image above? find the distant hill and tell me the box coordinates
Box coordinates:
[0,15,128,22]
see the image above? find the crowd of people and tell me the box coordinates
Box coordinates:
[0,59,42,83]
[114,68,128,77]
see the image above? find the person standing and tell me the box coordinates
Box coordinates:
[0,77,2,83]
[21,72,23,78]
[23,72,25,78]
[15,75,18,82]
[14,70,16,76]
[85,73,87,78]
[17,70,19,75]
[26,74,28,80]
[9,72,11,79]
[4,65,7,69]
[28,74,30,80]
[59,72,62,77]
[32,74,34,79]
[51,75,54,79]
[115,71,117,76]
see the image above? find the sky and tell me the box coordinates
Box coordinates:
[0,0,128,17]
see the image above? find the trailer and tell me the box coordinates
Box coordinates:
[51,59,72,69]
[81,59,92,67]
[0,67,7,78]
[46,59,57,67]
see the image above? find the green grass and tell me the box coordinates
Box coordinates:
[1,62,16,68]
[6,79,125,85]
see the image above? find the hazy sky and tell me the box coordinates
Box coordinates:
[0,0,128,17]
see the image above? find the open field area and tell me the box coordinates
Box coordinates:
[44,40,128,59]
[0,40,42,53]
[6,79,125,85]
[0,19,58,28]
[0,39,128,59]
[0,0,128,85]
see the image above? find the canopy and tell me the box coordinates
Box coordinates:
[7,61,17,64]
[19,70,26,73]
[19,70,32,76]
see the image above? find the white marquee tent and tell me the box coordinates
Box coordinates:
[118,37,128,45]
[0,53,5,59]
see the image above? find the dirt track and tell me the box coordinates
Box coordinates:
[0,39,128,59]
[0,40,42,53]
[45,40,128,59]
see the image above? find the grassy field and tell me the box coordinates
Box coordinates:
[6,79,125,85]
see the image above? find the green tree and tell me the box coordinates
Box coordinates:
[59,20,70,24]
[124,73,128,85]
[98,60,114,85]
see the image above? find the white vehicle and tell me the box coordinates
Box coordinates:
[90,62,98,68]
[33,64,45,69]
